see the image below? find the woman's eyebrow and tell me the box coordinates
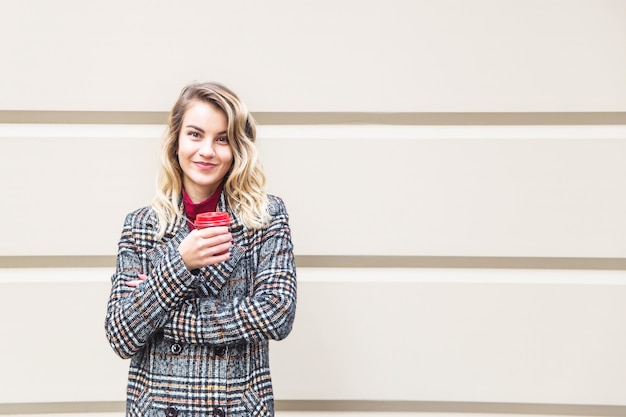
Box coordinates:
[185,124,205,133]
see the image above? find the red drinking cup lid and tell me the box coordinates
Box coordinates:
[195,211,230,228]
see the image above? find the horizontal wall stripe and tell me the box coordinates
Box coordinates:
[0,256,115,268]
[2,255,626,270]
[1,401,625,416]
[256,112,626,126]
[296,256,626,270]
[1,111,626,125]
[0,402,123,414]
[0,111,167,125]
[278,400,626,416]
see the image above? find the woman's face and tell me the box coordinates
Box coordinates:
[177,100,233,202]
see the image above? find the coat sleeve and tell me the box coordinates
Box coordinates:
[104,210,201,359]
[162,197,297,346]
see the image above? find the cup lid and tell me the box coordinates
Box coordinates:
[195,211,230,223]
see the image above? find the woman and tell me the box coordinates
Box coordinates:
[105,82,297,417]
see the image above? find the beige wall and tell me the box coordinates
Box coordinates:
[1,0,625,113]
[1,1,626,417]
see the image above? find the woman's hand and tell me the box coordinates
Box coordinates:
[126,273,148,288]
[178,226,233,271]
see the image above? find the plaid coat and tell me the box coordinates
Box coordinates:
[105,193,297,417]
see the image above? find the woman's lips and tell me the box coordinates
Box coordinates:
[194,161,216,170]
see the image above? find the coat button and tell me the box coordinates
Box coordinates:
[165,406,178,417]
[213,407,225,417]
[215,347,226,356]
[171,343,182,354]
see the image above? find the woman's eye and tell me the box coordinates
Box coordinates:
[189,131,200,138]
[217,136,229,143]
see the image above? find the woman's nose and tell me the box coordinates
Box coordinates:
[199,140,215,157]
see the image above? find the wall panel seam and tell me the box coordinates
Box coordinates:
[1,400,625,416]
[1,111,626,125]
[2,255,626,270]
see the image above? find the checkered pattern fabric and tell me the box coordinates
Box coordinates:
[105,194,297,417]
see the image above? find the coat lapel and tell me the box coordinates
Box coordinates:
[218,192,247,269]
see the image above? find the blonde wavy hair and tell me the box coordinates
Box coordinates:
[152,81,269,238]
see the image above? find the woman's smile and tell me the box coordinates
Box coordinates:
[194,161,217,170]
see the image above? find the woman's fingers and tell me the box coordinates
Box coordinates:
[179,228,233,270]
[126,273,148,287]
[195,225,230,238]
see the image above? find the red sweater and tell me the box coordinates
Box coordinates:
[182,183,224,231]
